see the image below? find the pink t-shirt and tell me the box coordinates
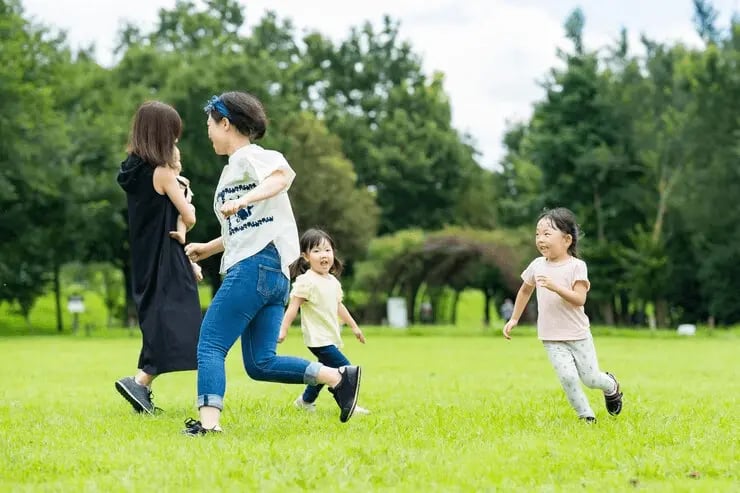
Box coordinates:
[521,256,591,341]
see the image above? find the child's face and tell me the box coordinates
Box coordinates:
[302,239,334,276]
[535,217,571,261]
[172,146,182,174]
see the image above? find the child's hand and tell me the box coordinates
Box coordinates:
[170,230,186,244]
[503,318,518,340]
[535,275,558,292]
[352,327,366,344]
[277,326,288,343]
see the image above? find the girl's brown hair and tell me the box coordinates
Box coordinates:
[127,101,182,167]
[290,229,344,279]
[537,207,581,258]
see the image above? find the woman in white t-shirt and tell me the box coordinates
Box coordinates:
[277,229,370,414]
[502,208,624,422]
[182,92,362,435]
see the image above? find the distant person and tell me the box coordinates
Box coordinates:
[278,228,370,415]
[500,298,514,321]
[420,301,433,323]
[502,207,623,422]
[168,145,203,282]
[115,101,202,414]
[182,92,361,436]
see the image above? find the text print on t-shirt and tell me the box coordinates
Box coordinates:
[217,183,274,236]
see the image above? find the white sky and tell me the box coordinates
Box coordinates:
[21,0,739,169]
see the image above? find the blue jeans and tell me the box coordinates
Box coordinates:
[197,243,322,410]
[302,345,351,403]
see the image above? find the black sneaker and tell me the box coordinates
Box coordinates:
[115,376,154,414]
[580,416,596,423]
[328,366,361,423]
[181,418,222,437]
[604,372,623,416]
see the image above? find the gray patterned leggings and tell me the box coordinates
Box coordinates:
[543,336,617,418]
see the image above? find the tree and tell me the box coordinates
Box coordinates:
[301,18,482,233]
[0,0,72,327]
[273,112,379,259]
[522,10,645,323]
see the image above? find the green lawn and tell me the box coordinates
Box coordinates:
[0,287,480,335]
[1,329,737,491]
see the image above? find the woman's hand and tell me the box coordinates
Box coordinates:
[220,197,248,218]
[185,242,210,262]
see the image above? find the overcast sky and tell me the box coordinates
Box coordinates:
[21,0,739,168]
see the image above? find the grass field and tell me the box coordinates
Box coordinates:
[1,327,737,492]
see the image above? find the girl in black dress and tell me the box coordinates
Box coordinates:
[115,101,202,414]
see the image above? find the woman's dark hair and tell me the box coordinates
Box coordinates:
[127,101,182,167]
[205,91,267,140]
[537,207,581,258]
[290,229,344,278]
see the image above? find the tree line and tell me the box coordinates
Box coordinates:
[0,0,738,330]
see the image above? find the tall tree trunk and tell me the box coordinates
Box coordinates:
[122,259,136,328]
[593,187,605,242]
[53,260,63,333]
[405,279,424,325]
[483,289,491,327]
[600,300,615,326]
[451,290,460,325]
[654,299,669,328]
[653,171,680,243]
[618,291,629,326]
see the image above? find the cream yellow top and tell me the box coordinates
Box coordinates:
[291,270,344,348]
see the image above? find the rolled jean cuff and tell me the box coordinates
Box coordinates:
[197,394,224,411]
[304,362,323,386]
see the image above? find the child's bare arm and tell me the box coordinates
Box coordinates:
[278,296,305,343]
[339,302,365,343]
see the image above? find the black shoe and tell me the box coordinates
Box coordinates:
[329,366,361,423]
[115,376,154,414]
[181,418,222,437]
[604,372,623,416]
[580,416,596,423]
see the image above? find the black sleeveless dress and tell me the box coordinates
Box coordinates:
[117,154,201,375]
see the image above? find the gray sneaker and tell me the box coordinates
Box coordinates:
[115,376,154,414]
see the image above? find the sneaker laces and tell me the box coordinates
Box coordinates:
[148,389,164,413]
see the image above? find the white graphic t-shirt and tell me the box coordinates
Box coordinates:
[213,144,299,278]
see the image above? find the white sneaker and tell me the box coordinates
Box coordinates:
[354,405,371,415]
[294,396,316,412]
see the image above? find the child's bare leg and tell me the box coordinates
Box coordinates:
[190,261,203,282]
[171,215,187,244]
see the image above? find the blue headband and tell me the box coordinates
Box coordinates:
[203,95,231,119]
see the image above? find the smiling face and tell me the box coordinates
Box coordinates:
[303,238,335,276]
[535,217,572,262]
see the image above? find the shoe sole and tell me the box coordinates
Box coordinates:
[341,366,362,423]
[294,400,316,412]
[115,380,154,415]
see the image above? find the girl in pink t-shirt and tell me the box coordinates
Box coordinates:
[502,208,623,422]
